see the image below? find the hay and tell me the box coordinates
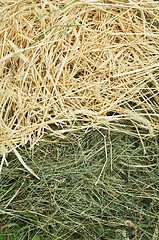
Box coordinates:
[0,0,159,175]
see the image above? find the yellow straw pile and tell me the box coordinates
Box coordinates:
[0,0,159,176]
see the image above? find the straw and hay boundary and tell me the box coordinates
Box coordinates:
[0,0,159,177]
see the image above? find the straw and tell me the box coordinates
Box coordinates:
[0,0,159,176]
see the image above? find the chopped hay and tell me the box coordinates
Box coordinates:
[0,0,159,176]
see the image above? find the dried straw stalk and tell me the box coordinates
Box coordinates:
[0,0,159,177]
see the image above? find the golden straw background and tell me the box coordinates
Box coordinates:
[0,0,159,176]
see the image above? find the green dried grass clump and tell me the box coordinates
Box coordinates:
[0,0,159,173]
[0,131,158,239]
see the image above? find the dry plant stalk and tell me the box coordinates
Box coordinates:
[0,0,159,176]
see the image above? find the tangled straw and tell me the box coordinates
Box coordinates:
[0,0,159,177]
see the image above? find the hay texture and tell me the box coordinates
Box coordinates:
[0,0,159,175]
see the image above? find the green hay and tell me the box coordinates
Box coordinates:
[0,130,158,239]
